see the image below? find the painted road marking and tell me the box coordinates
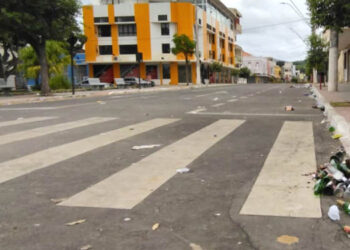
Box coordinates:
[0,118,178,184]
[60,119,245,209]
[0,117,117,146]
[189,112,319,117]
[240,121,321,218]
[0,117,56,128]
[187,107,207,114]
[212,103,225,108]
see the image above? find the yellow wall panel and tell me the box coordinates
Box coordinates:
[83,6,97,62]
[191,62,197,84]
[170,62,178,85]
[109,4,119,56]
[135,3,151,60]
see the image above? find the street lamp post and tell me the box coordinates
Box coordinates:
[194,0,201,86]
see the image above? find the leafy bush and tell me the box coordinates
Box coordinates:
[49,75,71,90]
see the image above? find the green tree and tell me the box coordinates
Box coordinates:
[171,34,196,85]
[306,34,328,77]
[209,62,223,83]
[307,0,350,91]
[239,67,251,78]
[0,0,81,95]
[18,41,71,89]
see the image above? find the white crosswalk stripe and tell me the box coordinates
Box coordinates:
[0,117,56,128]
[240,121,321,218]
[0,117,117,146]
[0,118,178,184]
[60,119,245,209]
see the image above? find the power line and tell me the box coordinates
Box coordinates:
[244,19,308,32]
[289,0,306,20]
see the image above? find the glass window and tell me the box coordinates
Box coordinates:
[94,17,109,23]
[146,65,158,79]
[162,64,170,79]
[158,15,168,21]
[97,25,111,37]
[162,44,170,54]
[161,23,169,36]
[118,24,137,36]
[119,45,138,55]
[99,45,112,55]
[115,16,135,22]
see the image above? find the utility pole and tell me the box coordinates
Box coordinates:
[194,0,201,86]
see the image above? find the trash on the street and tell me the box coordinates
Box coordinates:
[285,106,294,111]
[132,144,161,150]
[321,119,326,124]
[80,245,92,250]
[50,198,66,204]
[65,219,86,226]
[276,235,299,245]
[123,217,131,222]
[152,223,160,231]
[213,97,219,101]
[332,134,342,140]
[328,205,340,221]
[97,101,106,104]
[344,225,350,234]
[189,243,203,250]
[176,168,190,174]
[329,126,336,132]
[337,200,350,215]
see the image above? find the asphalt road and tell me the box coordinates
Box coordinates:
[0,84,349,250]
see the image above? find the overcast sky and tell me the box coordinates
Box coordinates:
[222,0,311,62]
[82,0,310,62]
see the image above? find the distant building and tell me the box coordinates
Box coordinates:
[282,62,296,82]
[82,0,242,85]
[242,53,277,83]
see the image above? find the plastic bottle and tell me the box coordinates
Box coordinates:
[337,200,350,215]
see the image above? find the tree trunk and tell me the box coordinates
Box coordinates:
[328,29,338,92]
[37,42,50,96]
[313,68,318,84]
[185,58,189,86]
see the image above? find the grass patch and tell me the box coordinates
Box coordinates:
[330,102,350,107]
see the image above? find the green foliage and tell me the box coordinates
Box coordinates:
[171,34,196,61]
[0,0,81,95]
[210,62,223,73]
[239,67,251,78]
[49,75,71,90]
[231,68,240,77]
[306,34,328,74]
[294,60,307,73]
[291,76,299,83]
[18,41,71,79]
[307,0,350,31]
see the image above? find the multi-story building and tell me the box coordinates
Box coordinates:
[283,62,296,82]
[242,54,277,83]
[82,0,242,85]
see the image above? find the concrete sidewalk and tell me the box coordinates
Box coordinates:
[313,83,350,153]
[0,84,232,106]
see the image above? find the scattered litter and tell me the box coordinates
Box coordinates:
[176,168,190,174]
[298,100,302,103]
[213,97,219,101]
[279,90,282,94]
[337,200,350,215]
[329,126,335,132]
[132,144,161,150]
[50,198,67,204]
[276,235,299,245]
[214,213,221,217]
[328,205,340,221]
[237,242,242,245]
[17,117,24,120]
[65,219,86,226]
[344,225,350,234]
[176,168,191,174]
[190,243,203,250]
[108,91,114,95]
[97,101,106,105]
[152,223,160,231]
[332,134,342,140]
[285,106,294,111]
[80,245,92,250]
[129,128,134,131]
[34,224,41,227]
[321,119,326,124]
[123,217,131,222]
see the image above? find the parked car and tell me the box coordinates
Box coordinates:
[79,77,112,89]
[124,77,155,88]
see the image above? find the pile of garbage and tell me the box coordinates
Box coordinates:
[314,148,350,237]
[314,148,350,197]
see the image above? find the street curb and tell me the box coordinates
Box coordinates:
[312,86,350,154]
[0,84,232,106]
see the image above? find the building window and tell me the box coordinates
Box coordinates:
[162,44,170,54]
[118,24,137,36]
[198,19,202,25]
[161,23,170,36]
[162,64,170,79]
[158,15,168,21]
[146,65,158,79]
[119,45,138,55]
[99,45,112,55]
[97,25,111,37]
[94,17,109,23]
[115,16,135,22]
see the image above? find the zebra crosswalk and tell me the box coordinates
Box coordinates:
[0,116,320,218]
